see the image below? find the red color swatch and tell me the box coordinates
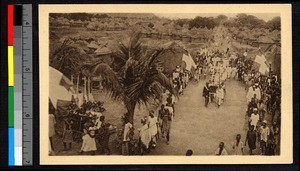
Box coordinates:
[8,5,14,46]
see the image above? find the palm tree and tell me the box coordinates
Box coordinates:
[91,33,174,124]
[50,38,91,78]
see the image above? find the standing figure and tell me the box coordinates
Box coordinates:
[148,110,158,147]
[139,118,150,154]
[270,121,280,155]
[80,129,97,155]
[216,85,225,108]
[49,109,56,153]
[232,134,244,155]
[62,119,73,151]
[122,117,133,155]
[249,108,259,130]
[245,125,257,155]
[162,109,172,145]
[202,82,210,107]
[259,120,270,155]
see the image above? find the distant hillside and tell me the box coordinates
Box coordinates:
[108,13,158,19]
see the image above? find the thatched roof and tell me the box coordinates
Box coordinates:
[258,36,274,43]
[95,47,112,56]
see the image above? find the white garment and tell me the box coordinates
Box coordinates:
[216,88,225,105]
[260,126,270,142]
[80,134,97,152]
[253,87,261,100]
[148,116,158,137]
[255,55,269,74]
[227,67,232,78]
[139,124,151,148]
[77,93,84,107]
[247,87,255,103]
[250,113,259,128]
[123,122,133,141]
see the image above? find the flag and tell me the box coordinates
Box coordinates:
[182,54,197,71]
[254,54,269,75]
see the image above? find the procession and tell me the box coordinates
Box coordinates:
[48,13,281,156]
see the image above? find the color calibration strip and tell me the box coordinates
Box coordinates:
[8,4,33,166]
[8,4,15,166]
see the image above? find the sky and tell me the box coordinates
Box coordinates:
[154,13,280,22]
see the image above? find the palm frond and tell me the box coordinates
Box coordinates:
[92,63,124,100]
[148,70,176,96]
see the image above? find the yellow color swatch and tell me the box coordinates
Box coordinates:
[8,46,14,86]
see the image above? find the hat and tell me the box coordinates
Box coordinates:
[253,108,258,111]
[263,120,267,124]
[176,65,180,68]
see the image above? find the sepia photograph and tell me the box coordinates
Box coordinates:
[39,4,292,164]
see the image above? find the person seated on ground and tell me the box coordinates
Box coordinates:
[215,142,228,155]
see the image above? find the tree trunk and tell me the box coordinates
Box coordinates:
[125,101,136,125]
[76,74,79,94]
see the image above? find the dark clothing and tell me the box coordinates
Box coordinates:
[203,86,210,107]
[97,123,111,154]
[158,109,167,120]
[265,141,275,155]
[246,130,257,150]
[247,101,258,117]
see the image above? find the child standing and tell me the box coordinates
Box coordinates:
[62,119,73,151]
[80,129,97,155]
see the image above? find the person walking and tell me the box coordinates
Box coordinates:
[203,82,210,107]
[162,109,172,145]
[138,118,151,155]
[232,134,244,155]
[270,121,280,155]
[259,120,270,155]
[158,104,167,136]
[249,108,259,130]
[148,110,158,147]
[216,84,225,108]
[245,125,257,155]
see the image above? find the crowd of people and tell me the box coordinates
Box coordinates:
[49,27,281,156]
[49,100,116,155]
[196,42,281,155]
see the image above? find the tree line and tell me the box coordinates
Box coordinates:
[174,14,280,31]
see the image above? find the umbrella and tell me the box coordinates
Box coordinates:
[49,67,74,109]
